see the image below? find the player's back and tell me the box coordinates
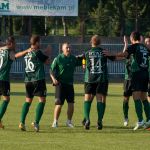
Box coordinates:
[0,49,13,81]
[24,50,46,82]
[128,43,150,72]
[84,47,108,83]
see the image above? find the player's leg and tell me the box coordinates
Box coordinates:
[19,97,32,131]
[66,84,75,127]
[133,91,145,130]
[147,83,150,102]
[141,92,150,129]
[34,97,46,125]
[141,92,150,120]
[19,82,33,131]
[96,81,108,130]
[135,71,150,129]
[123,80,132,126]
[147,83,150,122]
[52,83,65,128]
[96,94,106,130]
[31,80,47,132]
[0,96,10,129]
[131,72,145,130]
[31,97,46,132]
[83,95,93,129]
[123,96,129,126]
[82,94,94,126]
[52,105,62,128]
[0,81,10,129]
[83,83,95,129]
[66,103,74,127]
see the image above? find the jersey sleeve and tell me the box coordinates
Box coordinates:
[36,50,49,62]
[50,57,58,73]
[107,56,116,61]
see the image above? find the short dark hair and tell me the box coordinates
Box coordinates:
[6,36,15,45]
[30,35,40,45]
[130,31,141,41]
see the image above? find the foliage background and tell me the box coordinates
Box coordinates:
[0,0,150,37]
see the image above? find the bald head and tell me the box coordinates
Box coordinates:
[90,35,101,46]
[145,37,150,49]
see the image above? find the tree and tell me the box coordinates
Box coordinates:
[89,1,110,36]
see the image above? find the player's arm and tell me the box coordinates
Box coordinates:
[102,50,117,61]
[103,50,126,61]
[15,48,32,58]
[115,49,129,58]
[116,36,134,58]
[50,73,59,86]
[104,36,129,59]
[50,58,59,85]
[113,36,128,60]
[0,46,7,50]
[75,54,85,66]
[36,50,50,64]
[9,48,31,60]
[0,40,6,47]
[123,35,128,53]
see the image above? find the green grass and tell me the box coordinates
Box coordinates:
[0,83,150,150]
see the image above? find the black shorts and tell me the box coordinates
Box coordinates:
[123,80,132,97]
[55,83,74,105]
[0,80,10,96]
[25,79,47,98]
[131,70,149,92]
[84,81,108,96]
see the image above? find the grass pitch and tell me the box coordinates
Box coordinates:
[0,83,149,150]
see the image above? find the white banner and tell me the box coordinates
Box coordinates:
[0,0,78,16]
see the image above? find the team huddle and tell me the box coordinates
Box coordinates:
[0,32,150,132]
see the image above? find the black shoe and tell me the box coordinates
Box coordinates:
[84,120,90,130]
[82,118,86,126]
[97,121,103,130]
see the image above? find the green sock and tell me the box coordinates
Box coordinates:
[103,103,106,119]
[134,99,143,122]
[35,102,45,124]
[20,102,31,124]
[142,100,150,121]
[97,102,105,122]
[123,101,129,119]
[0,100,9,121]
[84,101,92,120]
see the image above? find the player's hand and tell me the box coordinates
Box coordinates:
[52,79,59,86]
[124,36,128,45]
[102,50,111,56]
[27,48,33,53]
